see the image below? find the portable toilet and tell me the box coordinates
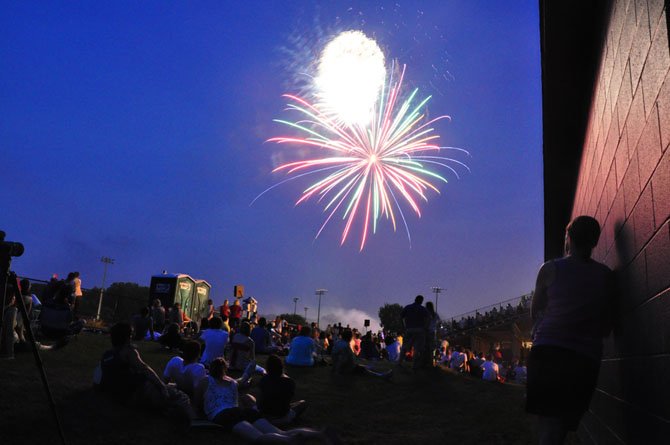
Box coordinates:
[149,273,196,318]
[194,279,212,321]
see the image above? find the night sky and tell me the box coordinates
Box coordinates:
[1,1,543,330]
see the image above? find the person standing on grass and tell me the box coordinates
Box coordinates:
[398,295,429,369]
[230,299,242,330]
[526,216,615,445]
[424,301,440,366]
[71,272,83,317]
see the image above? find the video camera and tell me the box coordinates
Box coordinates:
[0,230,25,260]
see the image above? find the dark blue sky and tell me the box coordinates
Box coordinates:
[1,1,542,329]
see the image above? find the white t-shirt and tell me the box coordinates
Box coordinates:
[481,360,499,382]
[163,356,207,395]
[200,329,229,366]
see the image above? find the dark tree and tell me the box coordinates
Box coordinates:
[378,303,404,334]
[278,313,307,326]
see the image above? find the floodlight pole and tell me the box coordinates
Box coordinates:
[431,286,443,315]
[315,288,327,328]
[432,286,444,341]
[293,297,299,315]
[96,256,114,321]
[304,306,309,322]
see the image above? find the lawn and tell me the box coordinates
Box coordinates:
[0,333,570,444]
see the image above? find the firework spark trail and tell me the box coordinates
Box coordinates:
[265,63,469,250]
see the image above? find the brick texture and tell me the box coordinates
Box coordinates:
[569,1,670,441]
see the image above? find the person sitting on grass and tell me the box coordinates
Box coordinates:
[97,323,194,424]
[251,317,277,355]
[257,354,309,426]
[331,329,392,379]
[359,331,380,360]
[384,336,401,362]
[481,354,500,382]
[163,340,207,398]
[194,357,338,444]
[132,306,155,341]
[449,345,467,372]
[199,316,229,367]
[285,326,316,367]
[230,321,266,375]
[160,322,183,350]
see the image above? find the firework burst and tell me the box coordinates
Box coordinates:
[260,63,468,250]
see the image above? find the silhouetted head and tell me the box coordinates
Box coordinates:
[258,317,267,327]
[414,295,424,304]
[565,215,601,258]
[341,329,353,342]
[110,323,132,348]
[209,316,223,329]
[266,354,283,377]
[426,301,435,315]
[300,326,311,337]
[240,322,251,336]
[210,357,228,379]
[182,340,201,362]
[20,278,31,295]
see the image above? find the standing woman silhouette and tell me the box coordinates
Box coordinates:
[526,216,615,444]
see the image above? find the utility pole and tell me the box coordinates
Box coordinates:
[96,256,114,321]
[293,297,299,315]
[315,288,327,328]
[304,306,309,322]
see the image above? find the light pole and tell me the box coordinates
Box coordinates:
[431,286,443,314]
[315,288,327,328]
[432,286,444,341]
[304,306,309,322]
[96,256,115,321]
[293,297,299,315]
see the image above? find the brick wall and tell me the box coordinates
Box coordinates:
[569,0,670,442]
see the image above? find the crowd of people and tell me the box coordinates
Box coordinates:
[1,273,84,359]
[97,299,404,442]
[442,295,531,336]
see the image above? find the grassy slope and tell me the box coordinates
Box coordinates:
[0,333,568,444]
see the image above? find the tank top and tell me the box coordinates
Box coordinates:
[533,257,612,360]
[203,376,238,420]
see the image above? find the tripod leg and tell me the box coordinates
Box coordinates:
[12,273,67,445]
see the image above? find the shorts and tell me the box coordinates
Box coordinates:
[212,407,261,431]
[526,345,600,430]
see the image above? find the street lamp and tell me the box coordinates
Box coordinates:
[315,288,327,328]
[293,297,299,315]
[304,306,309,321]
[96,256,115,321]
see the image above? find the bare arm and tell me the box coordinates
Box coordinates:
[531,261,555,320]
[123,347,166,390]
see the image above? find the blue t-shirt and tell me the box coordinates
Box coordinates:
[286,335,315,366]
[250,326,270,353]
